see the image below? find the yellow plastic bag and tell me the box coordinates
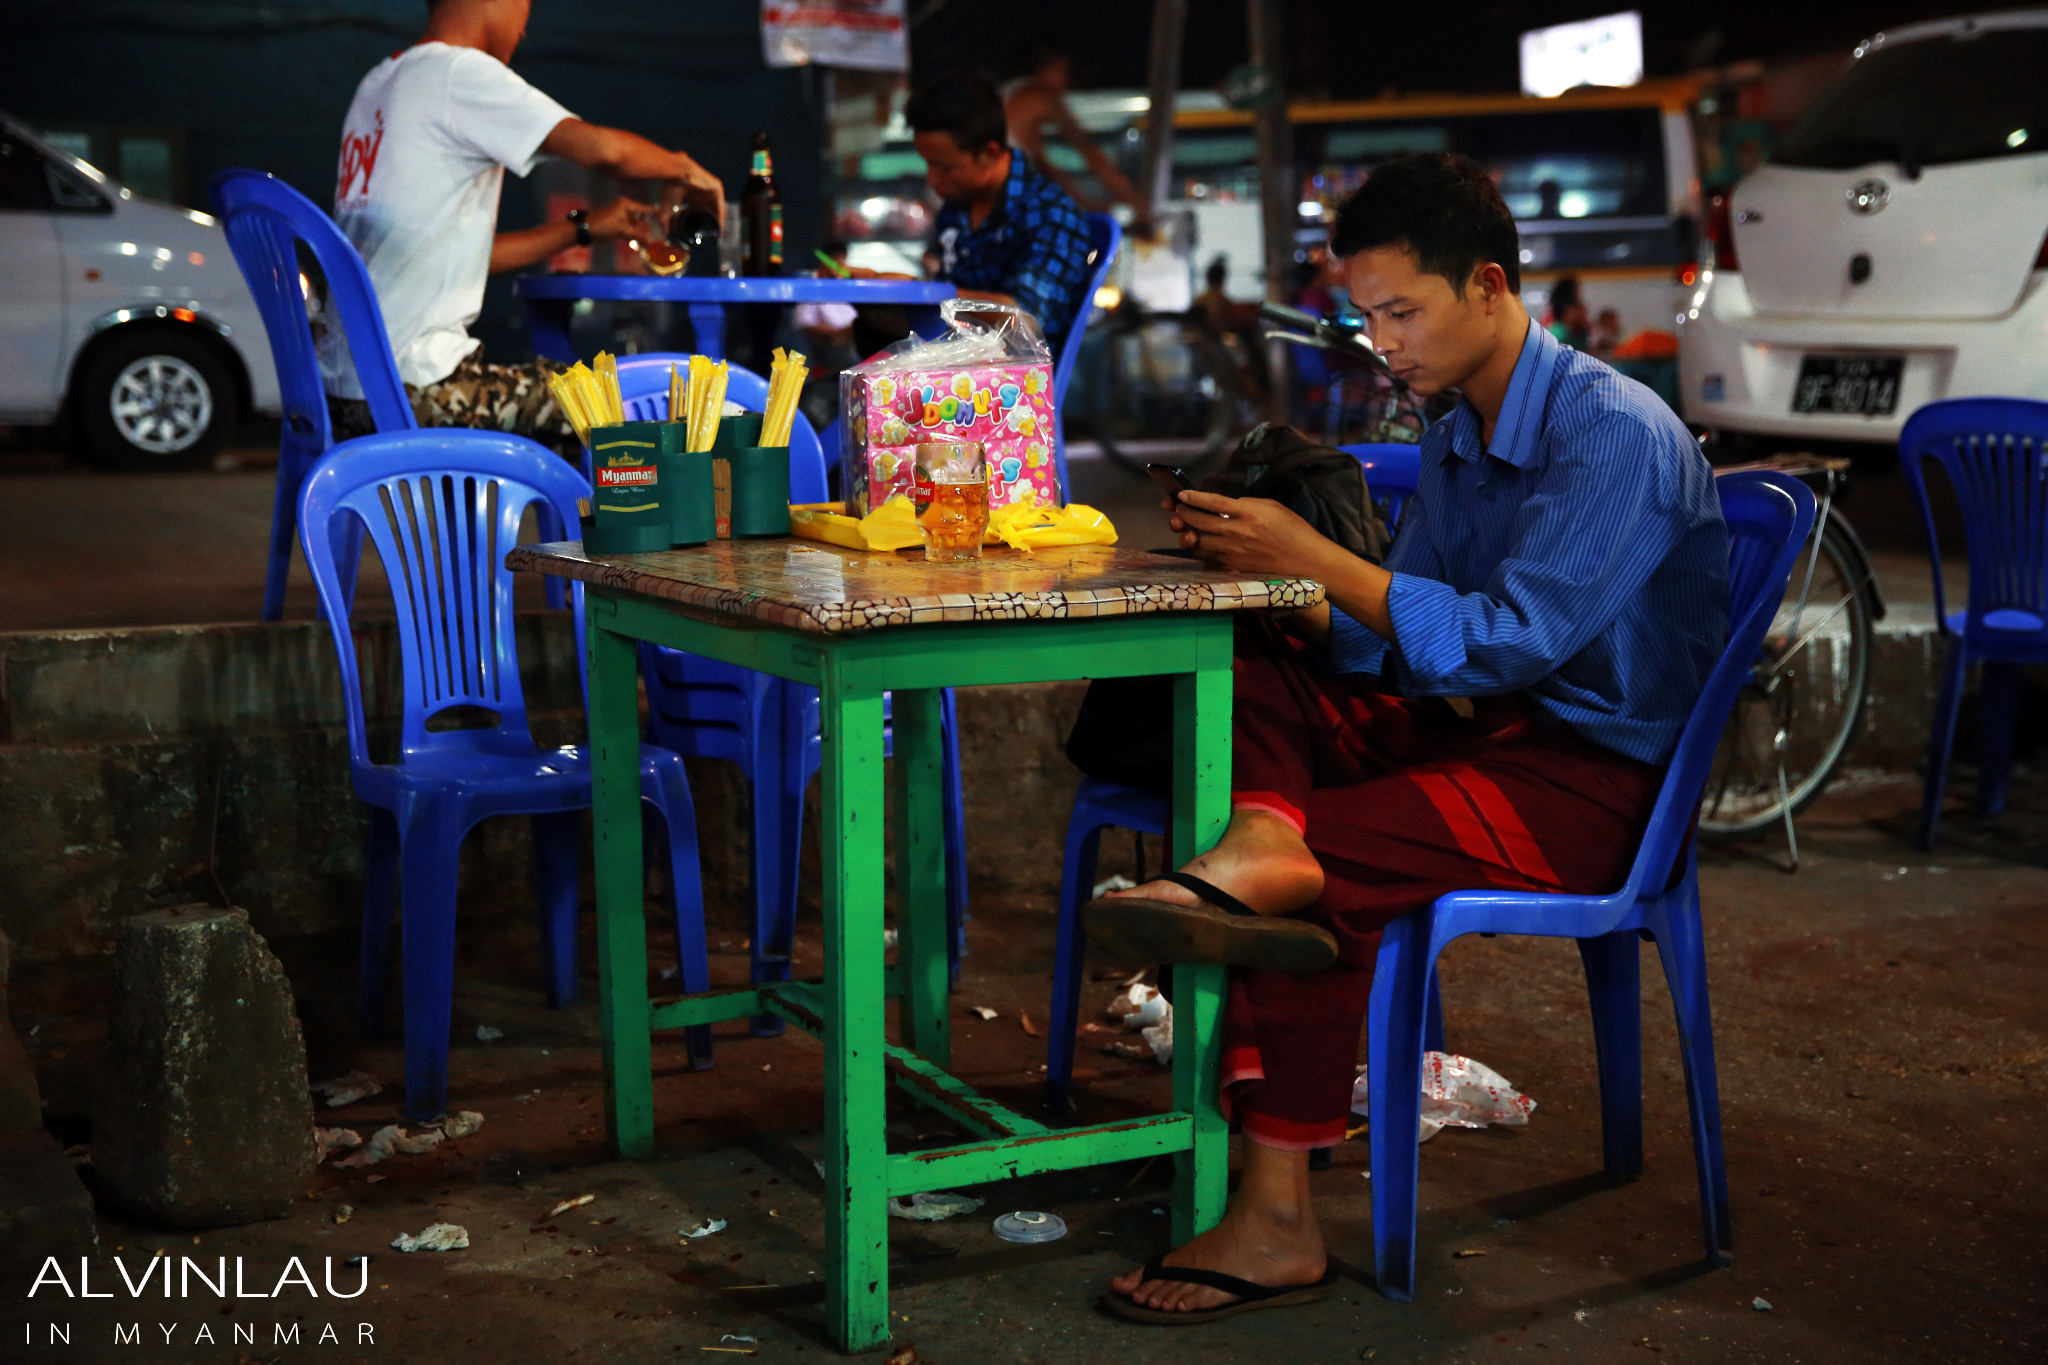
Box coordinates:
[987,493,1118,552]
[856,495,926,552]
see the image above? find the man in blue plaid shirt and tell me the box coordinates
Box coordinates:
[906,71,1094,354]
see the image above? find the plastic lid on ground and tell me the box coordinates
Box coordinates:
[992,1211,1067,1243]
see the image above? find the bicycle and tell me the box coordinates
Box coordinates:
[1698,455,1884,865]
[1074,300,1258,475]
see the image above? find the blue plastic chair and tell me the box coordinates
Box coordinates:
[610,354,970,1038]
[1043,443,1428,1111]
[1897,398,2048,848]
[1050,213,1124,494]
[211,170,414,622]
[297,428,713,1119]
[1365,470,1814,1301]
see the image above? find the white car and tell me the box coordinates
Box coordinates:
[0,113,279,468]
[1678,10,2048,450]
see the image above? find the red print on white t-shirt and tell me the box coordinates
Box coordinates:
[337,110,385,201]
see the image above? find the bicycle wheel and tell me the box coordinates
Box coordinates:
[1094,317,1246,476]
[1699,516,1874,840]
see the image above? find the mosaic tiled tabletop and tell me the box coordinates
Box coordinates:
[506,539,1324,634]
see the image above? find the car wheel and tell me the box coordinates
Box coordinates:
[74,329,234,471]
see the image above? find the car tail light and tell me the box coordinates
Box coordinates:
[1707,193,1739,271]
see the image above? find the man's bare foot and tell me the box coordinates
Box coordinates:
[1108,810,1323,917]
[1108,1180,1327,1312]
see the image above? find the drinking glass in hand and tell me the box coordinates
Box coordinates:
[913,441,989,562]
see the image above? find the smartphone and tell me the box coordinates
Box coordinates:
[1144,462,1194,500]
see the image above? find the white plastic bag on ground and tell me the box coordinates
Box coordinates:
[1105,983,1173,1064]
[1350,1053,1536,1142]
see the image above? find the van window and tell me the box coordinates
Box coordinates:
[1773,29,2048,171]
[0,134,52,211]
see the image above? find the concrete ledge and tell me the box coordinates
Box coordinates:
[0,607,1959,970]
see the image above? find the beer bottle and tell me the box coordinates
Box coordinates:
[741,131,783,276]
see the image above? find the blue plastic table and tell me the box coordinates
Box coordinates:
[514,274,958,365]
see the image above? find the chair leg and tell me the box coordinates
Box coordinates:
[1920,638,1968,849]
[262,448,302,623]
[1044,817,1106,1114]
[647,763,714,1071]
[1368,914,1437,1302]
[748,685,796,1039]
[530,811,581,1009]
[357,807,400,1036]
[1644,878,1735,1267]
[1424,965,1446,1055]
[1577,931,1645,1179]
[398,805,466,1121]
[1975,660,2023,818]
[940,687,970,987]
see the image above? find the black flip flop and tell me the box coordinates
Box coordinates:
[1103,1255,1340,1325]
[1081,871,1338,974]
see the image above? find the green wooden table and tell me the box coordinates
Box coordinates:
[508,536,1323,1352]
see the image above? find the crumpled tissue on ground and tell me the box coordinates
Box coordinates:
[313,1127,362,1163]
[389,1223,469,1253]
[1104,982,1173,1065]
[437,1110,485,1140]
[681,1218,727,1239]
[1349,1052,1537,1142]
[886,1191,985,1221]
[332,1123,445,1169]
[311,1071,383,1107]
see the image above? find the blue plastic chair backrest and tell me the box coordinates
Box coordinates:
[1054,213,1124,411]
[1342,442,1423,529]
[1620,471,1814,896]
[209,169,415,446]
[1898,396,2048,634]
[298,429,589,765]
[613,353,831,504]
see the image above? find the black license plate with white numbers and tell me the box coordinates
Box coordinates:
[1792,354,1903,416]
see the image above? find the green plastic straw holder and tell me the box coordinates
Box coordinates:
[707,413,785,538]
[714,412,788,537]
[583,423,672,555]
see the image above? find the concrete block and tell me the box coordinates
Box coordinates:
[93,907,315,1229]
[0,929,97,1281]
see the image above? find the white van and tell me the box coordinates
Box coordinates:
[1678,11,2048,448]
[0,113,279,468]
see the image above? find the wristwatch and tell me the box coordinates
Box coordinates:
[568,208,591,247]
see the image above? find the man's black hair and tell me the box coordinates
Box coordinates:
[1330,153,1521,295]
[905,70,1009,155]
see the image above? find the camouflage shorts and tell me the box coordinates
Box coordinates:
[328,352,581,461]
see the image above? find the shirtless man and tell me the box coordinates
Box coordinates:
[1002,41,1147,221]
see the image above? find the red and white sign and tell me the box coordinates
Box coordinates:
[762,0,906,72]
[597,466,658,487]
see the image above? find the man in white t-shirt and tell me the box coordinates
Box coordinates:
[323,0,724,454]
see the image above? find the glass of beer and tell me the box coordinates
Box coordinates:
[913,441,990,562]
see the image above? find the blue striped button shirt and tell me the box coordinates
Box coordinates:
[1326,319,1728,766]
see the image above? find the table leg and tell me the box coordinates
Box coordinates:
[525,298,579,364]
[688,302,726,362]
[588,610,655,1158]
[891,687,951,1069]
[820,680,891,1352]
[1169,661,1231,1247]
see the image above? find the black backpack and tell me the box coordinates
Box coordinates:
[1200,422,1393,563]
[1064,427,1402,791]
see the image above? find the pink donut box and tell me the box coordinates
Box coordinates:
[841,360,1060,515]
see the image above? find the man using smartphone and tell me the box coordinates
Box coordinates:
[1091,153,1728,1324]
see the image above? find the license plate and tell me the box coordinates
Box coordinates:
[1792,354,1903,416]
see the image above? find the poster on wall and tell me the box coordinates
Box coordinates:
[762,0,908,72]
